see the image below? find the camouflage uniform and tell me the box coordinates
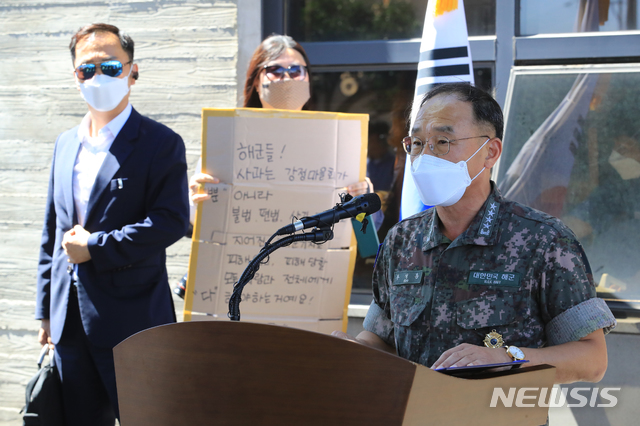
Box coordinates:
[364,182,616,368]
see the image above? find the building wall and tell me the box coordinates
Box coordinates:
[0,1,244,421]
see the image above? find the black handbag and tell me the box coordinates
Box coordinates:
[21,345,64,426]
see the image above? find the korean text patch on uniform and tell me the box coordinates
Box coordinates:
[468,271,521,286]
[393,271,423,285]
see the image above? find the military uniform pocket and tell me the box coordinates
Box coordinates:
[456,293,520,330]
[390,283,431,326]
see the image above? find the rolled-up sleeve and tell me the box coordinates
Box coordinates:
[546,297,616,346]
[363,235,395,346]
[363,301,395,345]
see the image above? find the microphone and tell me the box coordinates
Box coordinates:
[276,193,381,235]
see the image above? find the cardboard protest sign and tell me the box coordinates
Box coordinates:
[196,184,352,248]
[184,108,368,332]
[187,241,354,318]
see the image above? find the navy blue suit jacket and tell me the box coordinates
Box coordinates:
[36,108,189,349]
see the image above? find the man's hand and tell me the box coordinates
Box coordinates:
[431,343,511,369]
[62,225,92,264]
[346,177,373,197]
[38,319,54,350]
[189,173,219,204]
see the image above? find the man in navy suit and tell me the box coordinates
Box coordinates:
[35,23,189,425]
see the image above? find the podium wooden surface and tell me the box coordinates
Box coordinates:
[114,321,555,426]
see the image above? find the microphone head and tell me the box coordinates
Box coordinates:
[354,192,381,215]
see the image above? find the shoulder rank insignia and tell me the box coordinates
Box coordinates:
[483,329,504,348]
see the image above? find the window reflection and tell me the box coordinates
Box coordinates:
[520,0,639,35]
[286,0,496,42]
[497,68,640,302]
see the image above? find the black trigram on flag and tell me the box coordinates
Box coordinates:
[415,46,471,96]
[410,0,474,125]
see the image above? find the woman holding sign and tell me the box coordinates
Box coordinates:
[189,34,371,206]
[172,35,373,298]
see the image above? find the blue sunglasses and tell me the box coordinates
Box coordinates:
[75,60,132,81]
[263,64,307,81]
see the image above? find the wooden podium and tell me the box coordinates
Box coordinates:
[114,321,555,425]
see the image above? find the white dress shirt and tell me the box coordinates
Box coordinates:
[73,103,132,226]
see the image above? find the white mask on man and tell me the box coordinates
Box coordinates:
[79,67,132,112]
[410,138,489,207]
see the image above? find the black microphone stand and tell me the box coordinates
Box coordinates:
[228,227,334,321]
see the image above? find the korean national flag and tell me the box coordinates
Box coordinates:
[401,0,474,220]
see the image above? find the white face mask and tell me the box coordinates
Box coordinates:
[79,67,131,112]
[410,138,489,207]
[260,79,310,110]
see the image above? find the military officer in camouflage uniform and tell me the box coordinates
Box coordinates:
[333,83,616,384]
